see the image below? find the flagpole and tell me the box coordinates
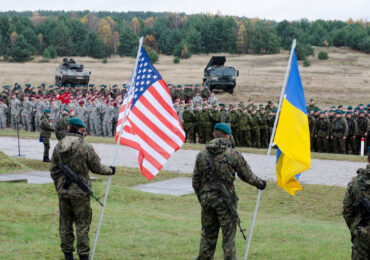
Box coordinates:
[243,39,296,260]
[91,37,144,260]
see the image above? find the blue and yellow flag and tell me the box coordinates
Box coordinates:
[274,49,311,195]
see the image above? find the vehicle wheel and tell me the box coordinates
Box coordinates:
[210,86,214,92]
[229,88,234,94]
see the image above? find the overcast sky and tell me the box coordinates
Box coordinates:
[1,0,369,21]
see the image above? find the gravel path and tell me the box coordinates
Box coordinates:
[0,136,365,187]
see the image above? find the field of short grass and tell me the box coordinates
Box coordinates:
[0,158,351,259]
[0,47,368,106]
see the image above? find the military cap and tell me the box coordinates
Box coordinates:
[212,104,217,107]
[89,84,94,87]
[41,83,45,87]
[359,110,365,114]
[330,106,336,109]
[347,106,353,110]
[367,104,370,107]
[177,85,182,88]
[272,109,277,113]
[335,110,341,114]
[2,91,7,94]
[0,98,3,102]
[219,103,225,107]
[113,84,118,88]
[69,117,86,128]
[320,111,325,114]
[214,123,232,135]
[310,98,314,102]
[314,108,320,112]
[195,84,200,87]
[346,111,352,115]
[338,105,343,108]
[63,108,70,113]
[44,109,51,114]
[358,104,363,106]
[79,100,84,105]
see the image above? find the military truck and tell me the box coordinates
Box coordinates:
[55,58,91,86]
[203,56,239,94]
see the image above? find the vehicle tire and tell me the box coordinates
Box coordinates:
[229,88,234,94]
[210,86,214,92]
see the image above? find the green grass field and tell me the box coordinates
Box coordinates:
[0,158,351,259]
[0,129,364,162]
[0,151,29,173]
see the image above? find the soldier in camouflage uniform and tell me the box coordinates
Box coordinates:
[239,108,252,147]
[102,100,115,137]
[183,105,195,143]
[34,96,44,132]
[250,108,261,148]
[50,117,115,260]
[193,123,266,260]
[346,112,358,154]
[258,108,269,148]
[314,111,331,153]
[219,103,230,126]
[356,110,370,155]
[343,149,370,260]
[40,109,54,162]
[0,98,8,129]
[56,109,71,141]
[10,93,21,130]
[331,111,349,154]
[198,104,212,144]
[230,105,240,147]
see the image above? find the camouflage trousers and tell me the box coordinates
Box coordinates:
[184,124,195,143]
[351,227,370,260]
[239,130,251,147]
[42,138,50,158]
[199,124,212,144]
[197,203,237,260]
[316,135,329,153]
[345,136,357,154]
[260,128,269,148]
[0,115,6,129]
[333,136,346,154]
[59,197,92,257]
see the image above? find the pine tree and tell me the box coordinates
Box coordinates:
[6,34,33,62]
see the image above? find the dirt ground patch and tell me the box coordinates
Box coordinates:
[0,46,368,106]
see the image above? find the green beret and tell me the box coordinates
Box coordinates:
[358,104,363,106]
[346,111,352,115]
[219,103,225,107]
[359,110,365,114]
[320,111,325,114]
[214,123,231,135]
[64,108,70,113]
[347,106,353,110]
[330,106,336,109]
[335,110,341,114]
[44,109,51,114]
[314,109,320,112]
[338,105,343,108]
[69,117,86,128]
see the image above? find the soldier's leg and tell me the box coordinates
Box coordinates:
[197,206,220,260]
[72,197,92,257]
[216,206,237,260]
[43,138,50,158]
[245,130,252,147]
[323,138,329,153]
[89,120,96,136]
[59,198,75,255]
[333,137,339,154]
[339,138,346,154]
[11,115,16,130]
[102,122,107,137]
[0,116,6,129]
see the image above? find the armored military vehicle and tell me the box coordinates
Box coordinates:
[203,56,239,94]
[55,58,91,86]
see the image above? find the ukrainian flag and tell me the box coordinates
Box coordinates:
[274,49,311,195]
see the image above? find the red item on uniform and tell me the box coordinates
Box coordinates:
[57,92,70,104]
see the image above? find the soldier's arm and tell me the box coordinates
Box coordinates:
[41,119,54,131]
[85,143,113,175]
[342,180,355,229]
[343,119,349,136]
[233,150,264,189]
[192,153,203,202]
[50,145,61,187]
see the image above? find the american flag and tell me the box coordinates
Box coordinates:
[115,47,185,180]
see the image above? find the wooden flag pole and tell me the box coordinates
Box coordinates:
[243,39,296,260]
[91,37,144,260]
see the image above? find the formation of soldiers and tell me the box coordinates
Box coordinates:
[0,82,369,155]
[0,83,127,137]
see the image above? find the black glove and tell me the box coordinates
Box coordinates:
[259,180,266,190]
[109,166,116,175]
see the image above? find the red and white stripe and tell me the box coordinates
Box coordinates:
[115,79,185,180]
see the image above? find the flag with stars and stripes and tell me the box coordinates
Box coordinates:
[115,46,185,180]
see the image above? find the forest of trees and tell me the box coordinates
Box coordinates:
[0,11,368,62]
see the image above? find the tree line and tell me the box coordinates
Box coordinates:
[0,11,368,62]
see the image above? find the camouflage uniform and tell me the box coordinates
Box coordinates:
[239,111,252,147]
[198,108,212,144]
[40,114,53,159]
[343,164,370,260]
[193,138,265,260]
[50,132,113,258]
[250,112,261,148]
[230,110,240,147]
[55,114,70,141]
[346,116,358,154]
[332,116,349,154]
[258,112,269,148]
[10,97,21,130]
[0,102,8,129]
[314,116,331,153]
[356,115,370,155]
[183,109,195,143]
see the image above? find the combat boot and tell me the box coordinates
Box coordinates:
[64,252,75,260]
[79,255,89,260]
[43,156,51,162]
